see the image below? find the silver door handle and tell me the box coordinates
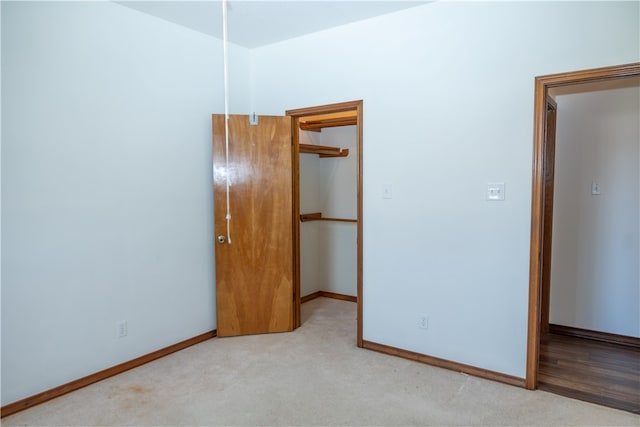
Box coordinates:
[217,235,226,244]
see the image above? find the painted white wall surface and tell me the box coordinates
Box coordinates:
[550,86,640,338]
[318,127,357,219]
[251,1,640,377]
[320,222,358,297]
[1,1,250,405]
[299,131,324,214]
[318,127,357,297]
[300,131,323,296]
[299,127,357,297]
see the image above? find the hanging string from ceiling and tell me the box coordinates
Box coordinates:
[221,0,232,245]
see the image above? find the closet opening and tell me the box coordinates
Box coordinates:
[287,101,363,347]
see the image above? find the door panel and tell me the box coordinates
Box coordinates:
[540,98,557,335]
[213,114,294,337]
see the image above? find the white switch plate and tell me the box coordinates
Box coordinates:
[487,182,505,201]
[382,184,392,199]
[591,181,601,195]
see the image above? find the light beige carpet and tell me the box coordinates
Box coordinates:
[3,298,639,426]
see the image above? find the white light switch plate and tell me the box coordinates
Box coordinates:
[487,182,505,201]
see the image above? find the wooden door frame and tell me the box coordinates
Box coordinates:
[525,62,640,389]
[286,100,364,347]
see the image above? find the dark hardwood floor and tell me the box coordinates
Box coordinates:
[539,333,640,414]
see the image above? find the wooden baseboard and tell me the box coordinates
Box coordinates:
[549,324,640,349]
[301,291,357,303]
[300,291,323,303]
[1,330,216,418]
[362,340,526,388]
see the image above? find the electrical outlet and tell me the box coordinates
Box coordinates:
[418,314,429,330]
[382,184,392,199]
[118,320,128,338]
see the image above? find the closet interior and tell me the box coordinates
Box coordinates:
[297,111,358,302]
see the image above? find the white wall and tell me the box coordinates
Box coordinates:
[550,86,640,337]
[251,1,640,377]
[319,127,358,297]
[299,131,323,296]
[299,127,357,298]
[1,1,250,405]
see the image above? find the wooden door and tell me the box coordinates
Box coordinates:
[540,97,557,335]
[212,114,294,337]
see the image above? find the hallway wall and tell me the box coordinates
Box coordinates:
[550,85,640,337]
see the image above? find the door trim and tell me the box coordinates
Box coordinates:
[286,100,364,347]
[525,62,640,390]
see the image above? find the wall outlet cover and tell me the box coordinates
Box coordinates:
[382,184,392,199]
[418,314,429,330]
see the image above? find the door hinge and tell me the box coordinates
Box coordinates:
[249,112,258,126]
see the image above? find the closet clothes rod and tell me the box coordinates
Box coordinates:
[299,144,349,158]
[300,212,358,223]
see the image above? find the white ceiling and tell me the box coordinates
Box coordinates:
[115,1,429,48]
